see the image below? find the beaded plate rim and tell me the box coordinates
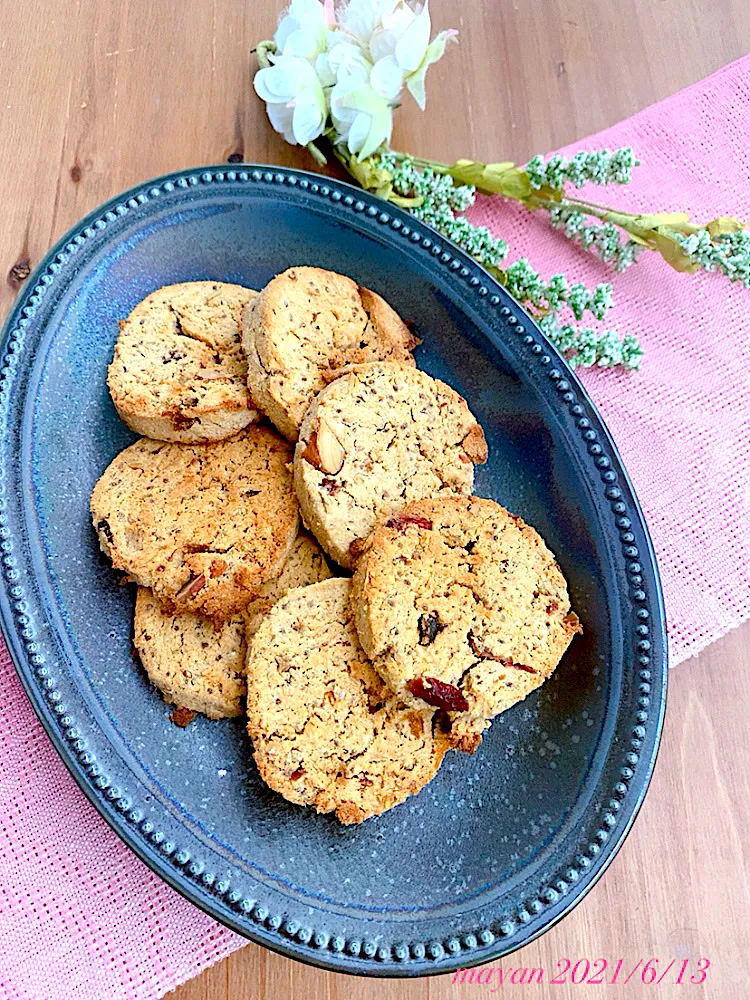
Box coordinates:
[0,163,667,977]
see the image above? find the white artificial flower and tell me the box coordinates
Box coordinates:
[338,0,456,109]
[274,0,335,61]
[330,81,393,159]
[369,4,416,61]
[338,0,400,46]
[317,38,372,89]
[325,39,393,158]
[253,0,457,154]
[254,54,327,145]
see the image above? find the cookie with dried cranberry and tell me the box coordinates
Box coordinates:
[90,426,298,622]
[245,578,449,824]
[132,532,332,719]
[293,362,487,569]
[243,266,418,440]
[108,281,259,442]
[351,496,581,752]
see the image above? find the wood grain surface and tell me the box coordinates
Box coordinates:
[2,2,749,998]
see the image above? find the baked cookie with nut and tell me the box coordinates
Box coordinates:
[351,496,581,752]
[243,266,419,440]
[132,532,332,719]
[293,362,488,569]
[90,427,298,622]
[246,578,450,824]
[108,281,258,443]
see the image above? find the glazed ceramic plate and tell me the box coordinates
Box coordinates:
[0,165,666,976]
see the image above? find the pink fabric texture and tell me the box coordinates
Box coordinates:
[0,58,749,1000]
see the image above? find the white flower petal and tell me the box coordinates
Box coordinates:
[346,111,372,154]
[274,0,334,59]
[394,0,431,72]
[255,55,327,146]
[288,0,329,32]
[274,15,298,51]
[370,55,403,100]
[332,83,393,158]
[381,5,417,33]
[370,6,415,60]
[314,51,337,87]
[254,65,293,103]
[368,27,394,63]
[255,54,323,100]
[339,0,399,44]
[281,27,323,60]
[336,82,387,116]
[292,97,325,144]
[404,64,427,109]
[265,101,296,144]
[330,81,357,139]
[358,102,392,158]
[328,41,372,84]
[404,28,455,108]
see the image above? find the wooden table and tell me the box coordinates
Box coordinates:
[3,2,749,997]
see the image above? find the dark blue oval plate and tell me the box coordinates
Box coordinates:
[0,165,666,976]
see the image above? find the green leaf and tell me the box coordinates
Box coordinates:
[336,150,424,208]
[344,153,393,194]
[706,215,745,237]
[444,159,534,200]
[484,263,508,286]
[490,165,533,200]
[446,159,500,187]
[622,231,652,248]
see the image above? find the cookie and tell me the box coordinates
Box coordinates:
[351,496,581,752]
[243,266,419,440]
[245,578,449,824]
[244,529,333,636]
[90,427,298,621]
[134,588,247,719]
[293,362,487,569]
[132,532,332,719]
[108,281,258,442]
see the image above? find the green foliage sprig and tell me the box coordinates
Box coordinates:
[326,145,748,370]
[369,152,639,368]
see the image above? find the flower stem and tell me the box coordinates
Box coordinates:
[255,40,276,69]
[535,197,639,234]
[305,141,328,166]
[390,150,454,174]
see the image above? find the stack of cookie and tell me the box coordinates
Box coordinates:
[91,268,580,826]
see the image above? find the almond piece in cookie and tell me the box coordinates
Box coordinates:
[133,531,332,719]
[293,362,487,569]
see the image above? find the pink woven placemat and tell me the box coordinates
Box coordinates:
[1,56,749,1000]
